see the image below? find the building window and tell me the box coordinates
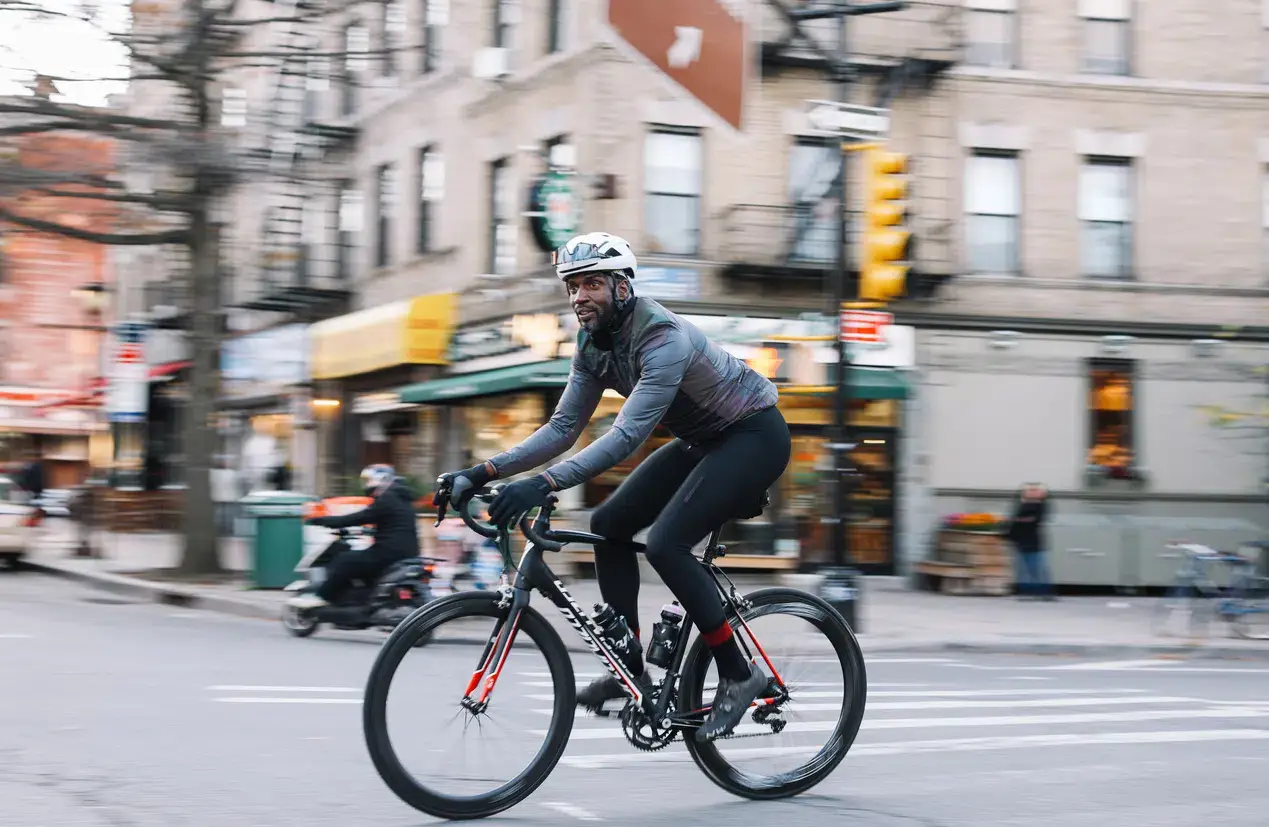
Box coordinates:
[340,22,369,116]
[1082,17,1131,76]
[964,9,1016,68]
[337,182,363,280]
[1079,158,1133,279]
[299,190,326,284]
[418,146,443,254]
[375,163,394,268]
[382,0,406,77]
[964,151,1021,274]
[303,57,330,122]
[787,138,837,263]
[1087,359,1136,478]
[489,157,515,275]
[493,0,516,50]
[220,87,247,128]
[643,129,703,256]
[422,0,447,73]
[546,0,565,54]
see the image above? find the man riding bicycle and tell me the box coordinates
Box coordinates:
[442,232,792,742]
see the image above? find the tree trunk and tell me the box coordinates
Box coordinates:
[177,204,224,576]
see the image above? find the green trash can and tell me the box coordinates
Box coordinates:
[241,491,317,589]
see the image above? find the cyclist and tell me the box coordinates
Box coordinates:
[442,232,791,742]
[289,464,420,611]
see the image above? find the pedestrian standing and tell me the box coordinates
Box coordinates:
[1008,482,1056,601]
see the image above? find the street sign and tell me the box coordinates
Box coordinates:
[804,101,891,140]
[607,0,746,131]
[526,170,580,253]
[839,308,894,344]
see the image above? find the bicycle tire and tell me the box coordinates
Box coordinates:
[363,591,576,820]
[680,587,867,800]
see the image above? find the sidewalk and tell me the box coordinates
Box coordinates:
[24,523,1269,661]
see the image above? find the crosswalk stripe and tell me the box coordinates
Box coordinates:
[558,728,1269,769]
[546,706,1269,741]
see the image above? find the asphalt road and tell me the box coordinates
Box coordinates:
[3,569,1269,827]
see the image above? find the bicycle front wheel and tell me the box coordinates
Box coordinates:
[680,587,867,800]
[363,591,576,820]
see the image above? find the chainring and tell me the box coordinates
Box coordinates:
[620,701,678,752]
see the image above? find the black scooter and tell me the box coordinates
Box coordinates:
[281,526,436,642]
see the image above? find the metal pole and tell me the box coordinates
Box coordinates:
[830,10,854,574]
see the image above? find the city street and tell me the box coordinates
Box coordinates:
[3,569,1269,827]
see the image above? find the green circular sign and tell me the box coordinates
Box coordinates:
[530,171,580,252]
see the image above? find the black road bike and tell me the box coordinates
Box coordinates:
[362,475,868,821]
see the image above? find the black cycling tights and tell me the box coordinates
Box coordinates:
[589,406,792,680]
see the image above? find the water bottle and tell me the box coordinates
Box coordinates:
[592,603,641,672]
[645,601,685,668]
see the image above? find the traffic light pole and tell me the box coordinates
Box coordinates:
[800,0,906,629]
[829,11,853,574]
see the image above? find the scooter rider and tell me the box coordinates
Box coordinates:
[288,464,420,610]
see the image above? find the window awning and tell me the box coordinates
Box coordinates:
[397,360,572,405]
[778,368,910,400]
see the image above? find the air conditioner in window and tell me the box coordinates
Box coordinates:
[472,47,510,80]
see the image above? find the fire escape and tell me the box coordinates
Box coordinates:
[718,0,962,293]
[231,0,358,323]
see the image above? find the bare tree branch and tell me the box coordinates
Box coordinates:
[0,98,188,133]
[0,203,187,245]
[22,185,192,211]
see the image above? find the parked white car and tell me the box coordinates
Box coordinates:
[0,475,42,568]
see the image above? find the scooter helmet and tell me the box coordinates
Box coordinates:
[360,464,395,496]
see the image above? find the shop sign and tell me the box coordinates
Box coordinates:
[636,266,700,300]
[449,311,578,367]
[106,321,150,423]
[527,171,580,253]
[221,323,309,399]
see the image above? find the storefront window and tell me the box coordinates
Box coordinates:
[462,393,547,468]
[1087,359,1135,476]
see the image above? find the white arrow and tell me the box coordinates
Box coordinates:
[667,26,703,69]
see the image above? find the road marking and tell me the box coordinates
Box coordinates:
[0,633,32,639]
[540,801,600,822]
[559,728,1269,769]
[956,661,1269,675]
[208,686,361,693]
[819,695,1195,713]
[868,688,1145,698]
[544,706,1269,741]
[214,697,363,704]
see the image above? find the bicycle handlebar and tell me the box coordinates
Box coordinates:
[432,474,605,550]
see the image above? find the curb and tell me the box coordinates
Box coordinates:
[23,559,284,623]
[25,560,1269,662]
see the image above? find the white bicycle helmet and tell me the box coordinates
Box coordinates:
[552,232,638,280]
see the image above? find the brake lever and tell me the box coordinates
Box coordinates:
[433,473,453,527]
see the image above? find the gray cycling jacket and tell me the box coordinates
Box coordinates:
[487,298,779,490]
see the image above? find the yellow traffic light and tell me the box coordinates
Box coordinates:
[860,146,911,302]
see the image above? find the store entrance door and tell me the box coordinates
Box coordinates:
[846,428,898,575]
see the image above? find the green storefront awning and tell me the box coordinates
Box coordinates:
[849,368,909,400]
[397,359,572,404]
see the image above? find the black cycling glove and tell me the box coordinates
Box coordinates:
[445,462,495,505]
[488,475,554,528]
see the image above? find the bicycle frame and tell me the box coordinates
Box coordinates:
[458,502,788,729]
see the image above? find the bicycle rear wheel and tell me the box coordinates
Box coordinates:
[363,591,576,820]
[679,587,866,800]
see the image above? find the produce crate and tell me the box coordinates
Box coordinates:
[914,529,1013,596]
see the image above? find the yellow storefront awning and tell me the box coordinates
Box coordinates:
[309,292,457,380]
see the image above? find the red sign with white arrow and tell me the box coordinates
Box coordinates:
[606,0,747,131]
